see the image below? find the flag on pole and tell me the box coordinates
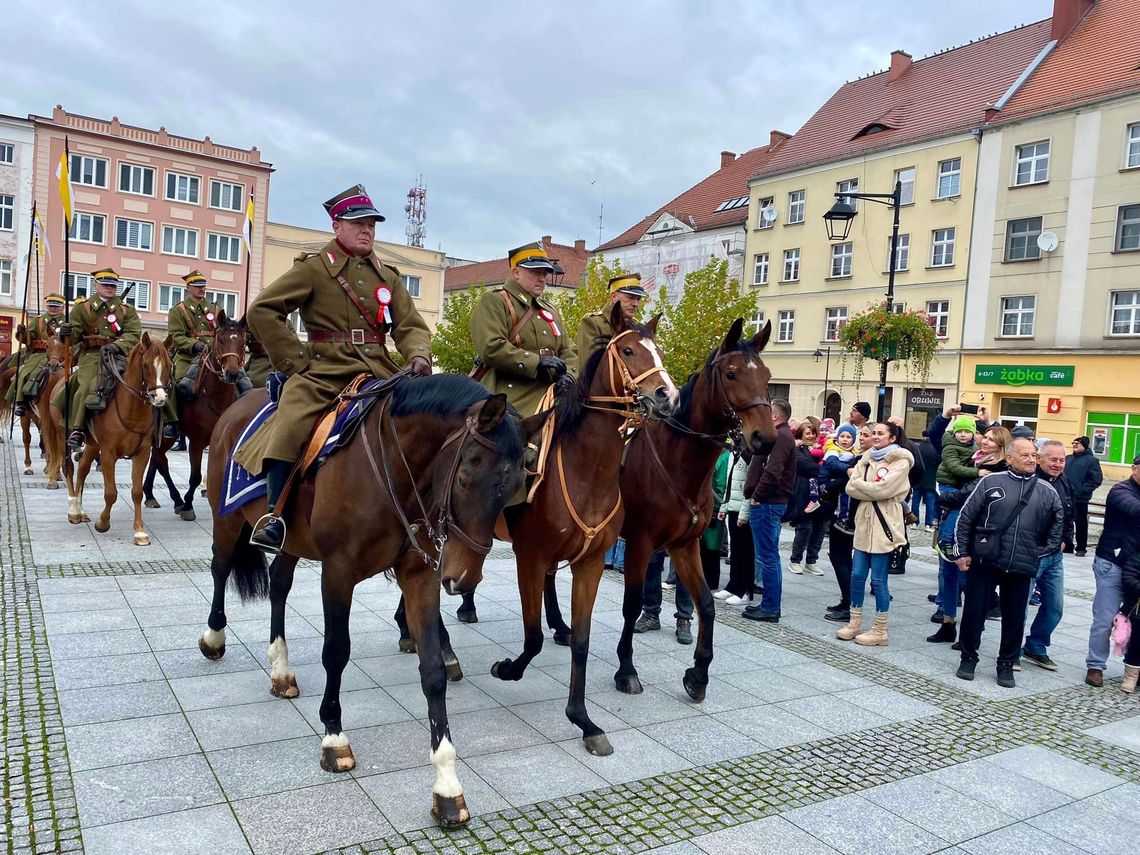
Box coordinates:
[241,192,254,251]
[55,150,74,230]
[32,207,51,262]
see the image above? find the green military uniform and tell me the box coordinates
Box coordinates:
[245,339,272,387]
[573,273,647,374]
[574,311,613,368]
[169,286,226,382]
[5,298,65,408]
[52,271,142,434]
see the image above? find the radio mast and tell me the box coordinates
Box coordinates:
[405,176,426,247]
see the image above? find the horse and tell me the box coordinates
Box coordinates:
[18,332,69,487]
[489,304,679,756]
[144,319,247,520]
[59,333,172,545]
[200,372,543,828]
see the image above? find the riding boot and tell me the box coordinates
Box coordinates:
[14,403,27,418]
[67,428,86,449]
[163,422,181,442]
[251,459,291,553]
[235,368,254,395]
[176,360,200,402]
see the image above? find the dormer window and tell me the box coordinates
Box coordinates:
[852,122,892,139]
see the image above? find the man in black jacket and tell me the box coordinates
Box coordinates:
[742,399,795,623]
[1065,436,1103,556]
[954,438,1063,687]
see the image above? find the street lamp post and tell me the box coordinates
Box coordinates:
[822,179,903,422]
[812,346,831,418]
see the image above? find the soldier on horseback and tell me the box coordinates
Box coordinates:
[235,184,432,553]
[574,273,647,359]
[52,268,142,449]
[7,292,67,418]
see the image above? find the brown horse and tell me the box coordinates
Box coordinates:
[19,333,70,486]
[60,333,172,545]
[490,305,679,756]
[144,319,248,520]
[201,373,542,827]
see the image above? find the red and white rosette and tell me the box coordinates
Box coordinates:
[374,286,393,325]
[539,308,560,337]
[205,311,217,331]
[106,313,121,334]
[875,465,890,483]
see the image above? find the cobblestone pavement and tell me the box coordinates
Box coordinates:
[2,434,1138,855]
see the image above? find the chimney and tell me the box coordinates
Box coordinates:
[574,239,586,254]
[541,235,552,248]
[720,151,736,169]
[889,50,912,83]
[769,130,791,150]
[1051,0,1095,41]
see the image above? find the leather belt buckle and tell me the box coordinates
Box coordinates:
[351,329,365,345]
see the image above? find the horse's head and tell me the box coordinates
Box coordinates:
[45,333,68,373]
[437,394,545,596]
[600,302,679,418]
[708,318,775,452]
[131,332,173,408]
[212,320,248,384]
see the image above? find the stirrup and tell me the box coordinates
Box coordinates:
[250,513,286,554]
[67,430,86,449]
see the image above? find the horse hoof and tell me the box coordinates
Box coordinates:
[397,637,417,654]
[491,659,513,680]
[172,503,186,514]
[198,637,226,660]
[456,609,478,624]
[46,482,59,490]
[432,793,471,829]
[81,513,90,522]
[179,509,196,522]
[320,737,356,773]
[683,668,707,702]
[614,673,644,695]
[144,498,160,508]
[67,514,83,525]
[583,733,614,756]
[23,466,32,475]
[552,631,571,647]
[445,661,464,682]
[271,674,300,698]
[94,520,110,533]
[134,533,150,546]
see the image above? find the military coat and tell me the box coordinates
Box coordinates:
[51,296,141,429]
[469,278,576,416]
[573,311,615,371]
[168,296,227,381]
[6,313,64,404]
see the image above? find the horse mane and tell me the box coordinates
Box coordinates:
[390,373,523,460]
[670,335,763,428]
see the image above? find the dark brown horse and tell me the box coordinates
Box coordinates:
[144,319,247,519]
[19,333,69,487]
[490,305,679,756]
[201,373,542,828]
[60,333,173,545]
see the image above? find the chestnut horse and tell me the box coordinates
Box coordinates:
[60,333,172,545]
[18,332,69,487]
[201,373,541,828]
[490,305,679,756]
[144,319,247,520]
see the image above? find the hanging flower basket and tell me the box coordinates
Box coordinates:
[837,302,940,390]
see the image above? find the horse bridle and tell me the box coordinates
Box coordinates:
[665,349,772,446]
[106,346,169,407]
[201,332,246,383]
[581,329,673,430]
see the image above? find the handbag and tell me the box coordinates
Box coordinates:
[971,481,1035,562]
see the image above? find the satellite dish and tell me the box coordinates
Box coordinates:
[1037,231,1059,252]
[761,205,778,224]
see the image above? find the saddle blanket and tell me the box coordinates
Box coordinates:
[219,374,388,516]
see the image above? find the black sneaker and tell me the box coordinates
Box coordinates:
[826,601,846,613]
[927,594,938,603]
[956,660,977,681]
[1074,549,1087,557]
[675,619,693,645]
[996,663,1016,688]
[824,609,850,622]
[741,605,779,623]
[1023,650,1059,671]
[986,605,1002,621]
[250,517,286,553]
[633,613,660,633]
[927,622,956,643]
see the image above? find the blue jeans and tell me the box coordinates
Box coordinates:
[605,538,625,571]
[1086,556,1123,671]
[937,556,965,620]
[850,549,891,612]
[1023,552,1064,657]
[911,489,939,526]
[937,484,960,543]
[749,502,786,614]
[641,549,692,620]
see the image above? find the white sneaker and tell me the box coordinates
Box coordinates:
[925,525,935,532]
[713,589,732,601]
[662,581,675,590]
[789,562,804,575]
[724,594,748,605]
[805,564,824,576]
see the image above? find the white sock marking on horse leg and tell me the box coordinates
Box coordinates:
[202,627,225,648]
[267,637,294,680]
[430,737,463,798]
[67,495,80,515]
[321,732,349,748]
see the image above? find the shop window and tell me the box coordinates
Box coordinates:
[1085,412,1140,466]
[998,396,1038,434]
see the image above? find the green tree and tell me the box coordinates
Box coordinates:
[548,254,625,339]
[657,258,759,382]
[431,282,486,374]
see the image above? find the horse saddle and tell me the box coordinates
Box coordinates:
[87,348,127,411]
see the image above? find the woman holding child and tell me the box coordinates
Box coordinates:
[785,420,829,576]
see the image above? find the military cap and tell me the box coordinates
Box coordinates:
[44,292,65,305]
[508,242,556,271]
[609,273,646,297]
[323,184,385,222]
[182,270,208,286]
[92,268,121,285]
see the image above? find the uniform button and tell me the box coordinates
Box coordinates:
[364,347,372,354]
[357,280,365,285]
[359,315,365,321]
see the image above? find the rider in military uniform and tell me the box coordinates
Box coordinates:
[244,335,273,388]
[7,292,67,417]
[574,273,647,361]
[52,269,142,448]
[235,184,432,553]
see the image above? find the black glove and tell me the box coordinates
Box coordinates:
[58,323,72,339]
[537,355,567,384]
[192,341,207,354]
[101,343,120,358]
[408,356,432,377]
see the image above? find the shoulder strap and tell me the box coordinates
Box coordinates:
[334,274,386,339]
[498,289,535,346]
[994,478,1035,537]
[871,501,895,543]
[177,303,195,327]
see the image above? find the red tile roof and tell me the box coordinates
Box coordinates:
[444,237,590,292]
[596,139,788,251]
[996,0,1140,122]
[753,21,1055,180]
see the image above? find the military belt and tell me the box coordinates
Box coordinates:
[307,330,384,345]
[30,340,49,352]
[191,331,213,338]
[82,335,113,349]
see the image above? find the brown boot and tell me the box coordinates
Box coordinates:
[836,607,863,641]
[1085,668,1104,688]
[855,612,889,647]
[1123,665,1139,694]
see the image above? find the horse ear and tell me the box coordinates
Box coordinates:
[472,394,507,434]
[645,312,662,336]
[162,334,174,350]
[608,301,624,334]
[141,331,152,347]
[520,409,551,442]
[750,319,773,352]
[722,318,744,353]
[236,313,249,332]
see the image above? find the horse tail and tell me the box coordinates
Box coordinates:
[225,524,270,603]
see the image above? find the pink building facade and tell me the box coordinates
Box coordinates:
[31,106,273,331]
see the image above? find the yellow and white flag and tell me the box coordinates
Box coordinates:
[241,192,254,251]
[33,207,51,262]
[55,150,74,230]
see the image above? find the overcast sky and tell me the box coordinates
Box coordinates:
[5,0,1053,260]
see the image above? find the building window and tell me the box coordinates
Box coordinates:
[931,227,956,267]
[209,180,244,212]
[787,190,805,224]
[925,300,949,338]
[936,158,961,198]
[1005,217,1043,261]
[401,274,421,298]
[824,307,847,342]
[1000,295,1036,337]
[70,212,105,244]
[158,283,186,312]
[837,179,859,211]
[70,154,108,188]
[888,300,906,314]
[887,233,910,271]
[1116,204,1140,251]
[829,242,853,278]
[165,172,200,204]
[63,272,93,300]
[1014,141,1050,186]
[114,218,154,252]
[119,279,151,312]
[162,225,198,257]
[782,248,800,282]
[752,252,769,286]
[1110,290,1140,335]
[0,143,13,164]
[0,259,11,297]
[756,197,774,229]
[1127,123,1140,169]
[0,194,12,231]
[895,167,915,205]
[777,310,795,343]
[119,162,155,196]
[206,289,239,318]
[748,310,765,334]
[206,232,241,264]
[288,311,306,334]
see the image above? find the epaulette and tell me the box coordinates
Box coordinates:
[294,251,318,264]
[379,260,401,277]
[74,297,87,304]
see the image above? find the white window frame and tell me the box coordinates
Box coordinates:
[1000,295,1036,338]
[836,179,859,211]
[0,259,11,297]
[752,252,769,286]
[164,170,201,205]
[1115,204,1140,252]
[158,283,186,313]
[0,143,13,165]
[206,289,239,319]
[0,194,12,231]
[206,232,242,264]
[63,272,93,300]
[401,274,421,298]
[119,278,151,312]
[936,158,961,198]
[777,309,795,343]
[824,307,847,342]
[114,217,154,252]
[787,190,805,224]
[70,154,108,188]
[1109,290,1140,336]
[895,167,916,206]
[748,310,765,335]
[887,233,910,272]
[1005,217,1043,261]
[925,300,950,339]
[161,224,199,258]
[931,227,956,267]
[1013,140,1050,186]
[70,211,106,244]
[1126,123,1140,169]
[829,242,853,278]
[118,161,155,196]
[756,197,774,229]
[782,248,800,282]
[209,179,245,212]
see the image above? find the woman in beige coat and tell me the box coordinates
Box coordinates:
[836,421,914,646]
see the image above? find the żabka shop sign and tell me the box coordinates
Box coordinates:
[974,364,1074,387]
